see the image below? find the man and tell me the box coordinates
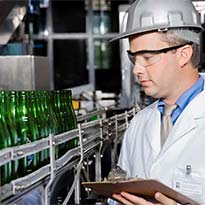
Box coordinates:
[110,0,205,204]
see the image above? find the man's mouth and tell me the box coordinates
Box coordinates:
[140,80,151,86]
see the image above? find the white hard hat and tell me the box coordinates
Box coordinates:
[111,0,203,41]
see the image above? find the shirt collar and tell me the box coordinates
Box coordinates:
[176,75,204,110]
[158,75,204,114]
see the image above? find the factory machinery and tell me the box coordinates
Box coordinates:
[0,1,141,204]
[0,105,140,204]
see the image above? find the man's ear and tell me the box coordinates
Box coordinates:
[177,45,193,67]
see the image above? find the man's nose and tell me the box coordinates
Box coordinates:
[132,63,145,75]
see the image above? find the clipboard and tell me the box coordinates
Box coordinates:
[82,179,200,205]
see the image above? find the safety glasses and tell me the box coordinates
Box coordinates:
[127,42,193,67]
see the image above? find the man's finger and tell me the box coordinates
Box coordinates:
[154,192,177,205]
[121,192,152,205]
[112,193,135,205]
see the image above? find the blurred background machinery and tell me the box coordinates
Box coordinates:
[0,0,204,107]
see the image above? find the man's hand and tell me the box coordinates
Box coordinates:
[112,192,177,205]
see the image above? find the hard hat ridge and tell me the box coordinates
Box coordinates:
[111,0,203,42]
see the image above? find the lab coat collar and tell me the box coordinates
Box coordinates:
[144,102,161,157]
[161,89,205,155]
[145,89,205,158]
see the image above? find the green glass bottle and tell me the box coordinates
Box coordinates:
[58,90,73,157]
[0,91,12,185]
[6,91,19,180]
[29,91,48,166]
[61,90,73,130]
[42,91,58,135]
[56,90,66,132]
[37,91,55,160]
[64,90,77,129]
[16,91,40,174]
[50,90,62,134]
[0,118,12,185]
[50,91,63,159]
[63,90,78,149]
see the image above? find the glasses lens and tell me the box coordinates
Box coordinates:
[127,53,135,66]
[127,52,161,67]
[141,54,161,66]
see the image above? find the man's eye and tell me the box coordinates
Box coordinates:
[143,56,153,61]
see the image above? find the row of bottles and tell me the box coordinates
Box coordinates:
[0,90,78,186]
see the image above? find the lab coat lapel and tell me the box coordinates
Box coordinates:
[162,90,205,151]
[162,113,196,151]
[145,103,161,157]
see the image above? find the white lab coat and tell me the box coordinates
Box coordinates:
[118,86,205,204]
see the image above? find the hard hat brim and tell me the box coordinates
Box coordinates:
[110,25,203,42]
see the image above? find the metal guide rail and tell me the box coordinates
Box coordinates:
[0,105,140,203]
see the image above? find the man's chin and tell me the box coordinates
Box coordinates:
[143,90,158,99]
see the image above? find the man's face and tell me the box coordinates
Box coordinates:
[129,32,179,100]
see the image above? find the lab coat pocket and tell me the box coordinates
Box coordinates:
[173,167,203,204]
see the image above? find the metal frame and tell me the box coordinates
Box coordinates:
[31,0,120,94]
[0,106,140,204]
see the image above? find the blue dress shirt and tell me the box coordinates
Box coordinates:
[158,75,204,125]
